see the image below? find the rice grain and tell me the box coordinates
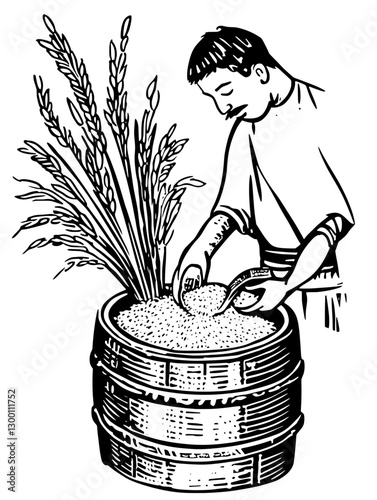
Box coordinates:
[116,284,275,350]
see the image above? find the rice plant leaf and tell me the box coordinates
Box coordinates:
[151,90,160,111]
[54,259,76,278]
[164,203,181,235]
[16,15,201,300]
[121,16,131,40]
[13,215,55,238]
[23,237,48,253]
[13,177,44,190]
[56,234,76,243]
[54,256,105,279]
[175,176,205,188]
[43,15,56,33]
[16,191,57,202]
[67,98,84,126]
[38,18,107,157]
[187,178,205,187]
[51,183,76,200]
[22,141,47,156]
[146,77,157,100]
[167,124,176,138]
[53,206,73,217]
[171,187,185,201]
[36,39,54,50]
[171,143,184,155]
[109,41,117,61]
[164,226,175,245]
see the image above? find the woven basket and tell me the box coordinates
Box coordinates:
[91,291,304,492]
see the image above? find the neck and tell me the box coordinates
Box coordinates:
[268,68,294,107]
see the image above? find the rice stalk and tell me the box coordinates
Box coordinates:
[33,68,123,248]
[133,79,160,296]
[105,18,154,299]
[15,15,204,301]
[16,144,138,276]
[55,256,105,279]
[34,75,83,167]
[36,15,149,296]
[37,16,107,158]
[14,171,141,297]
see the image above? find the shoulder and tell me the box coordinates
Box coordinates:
[279,79,326,145]
[294,79,326,110]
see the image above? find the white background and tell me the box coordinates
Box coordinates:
[1,0,377,499]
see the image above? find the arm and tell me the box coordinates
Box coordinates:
[287,214,351,291]
[237,215,350,313]
[185,212,236,261]
[172,213,235,305]
[286,233,331,292]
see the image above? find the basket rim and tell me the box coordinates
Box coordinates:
[96,289,296,362]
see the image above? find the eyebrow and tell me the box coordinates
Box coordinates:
[215,81,231,92]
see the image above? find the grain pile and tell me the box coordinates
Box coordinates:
[116,284,276,350]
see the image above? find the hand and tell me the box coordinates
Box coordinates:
[172,249,210,306]
[233,279,292,314]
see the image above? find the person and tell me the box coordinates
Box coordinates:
[172,26,354,331]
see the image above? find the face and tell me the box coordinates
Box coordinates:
[197,66,271,121]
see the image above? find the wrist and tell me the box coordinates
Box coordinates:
[285,276,300,294]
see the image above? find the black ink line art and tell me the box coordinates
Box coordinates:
[174,26,354,332]
[15,19,353,493]
[15,15,199,300]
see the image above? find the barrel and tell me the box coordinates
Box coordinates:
[91,291,304,493]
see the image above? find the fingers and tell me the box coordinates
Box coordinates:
[172,271,181,304]
[234,300,263,314]
[234,284,265,313]
[181,265,203,293]
[243,284,265,292]
[235,298,278,314]
[182,276,201,292]
[173,265,203,307]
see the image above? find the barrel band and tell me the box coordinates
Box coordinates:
[93,360,304,408]
[93,407,304,464]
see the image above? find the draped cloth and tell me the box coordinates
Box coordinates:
[212,80,354,331]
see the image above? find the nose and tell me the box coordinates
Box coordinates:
[211,96,231,115]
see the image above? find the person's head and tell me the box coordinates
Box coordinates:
[187,26,288,121]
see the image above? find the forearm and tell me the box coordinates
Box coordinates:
[286,234,330,292]
[185,213,236,260]
[173,213,236,302]
[285,214,351,292]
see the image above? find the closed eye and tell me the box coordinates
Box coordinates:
[221,89,233,96]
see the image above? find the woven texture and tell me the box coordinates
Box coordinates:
[91,292,304,492]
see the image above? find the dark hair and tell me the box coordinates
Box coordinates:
[187,26,279,84]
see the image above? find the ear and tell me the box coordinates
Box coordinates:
[253,64,270,84]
